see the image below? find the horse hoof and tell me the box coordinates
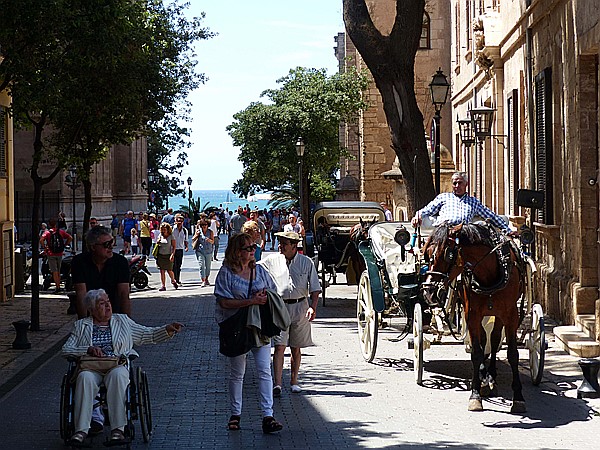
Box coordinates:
[510,401,527,413]
[468,398,484,411]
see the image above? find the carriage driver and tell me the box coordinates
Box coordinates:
[411,172,518,236]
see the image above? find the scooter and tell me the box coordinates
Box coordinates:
[41,246,74,291]
[128,254,151,289]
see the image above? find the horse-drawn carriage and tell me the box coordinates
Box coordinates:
[312,201,385,304]
[356,215,545,412]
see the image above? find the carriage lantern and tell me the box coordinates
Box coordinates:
[519,225,535,245]
[394,226,411,246]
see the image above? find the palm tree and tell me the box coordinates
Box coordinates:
[267,186,298,210]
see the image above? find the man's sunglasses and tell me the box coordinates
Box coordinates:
[95,239,115,249]
[241,244,258,252]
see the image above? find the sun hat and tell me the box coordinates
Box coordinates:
[275,231,301,241]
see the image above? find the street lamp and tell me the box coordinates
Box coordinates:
[147,172,156,212]
[429,68,450,194]
[187,176,193,218]
[295,137,305,223]
[65,165,79,251]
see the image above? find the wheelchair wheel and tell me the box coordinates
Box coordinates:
[137,367,153,442]
[59,373,75,443]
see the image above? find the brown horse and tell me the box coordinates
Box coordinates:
[422,222,526,413]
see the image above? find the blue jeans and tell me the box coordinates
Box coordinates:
[196,250,212,279]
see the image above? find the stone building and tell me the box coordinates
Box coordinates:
[450,0,600,354]
[13,133,147,244]
[336,0,453,220]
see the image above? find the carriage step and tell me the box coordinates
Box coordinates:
[553,325,600,358]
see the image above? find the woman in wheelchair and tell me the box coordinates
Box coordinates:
[62,289,183,447]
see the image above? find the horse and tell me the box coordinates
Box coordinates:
[421,222,526,413]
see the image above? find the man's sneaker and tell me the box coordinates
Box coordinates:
[290,384,302,394]
[273,385,282,398]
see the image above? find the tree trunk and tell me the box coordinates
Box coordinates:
[343,0,435,214]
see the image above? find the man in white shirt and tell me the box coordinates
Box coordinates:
[172,214,189,285]
[260,231,321,396]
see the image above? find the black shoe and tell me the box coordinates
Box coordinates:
[262,416,283,434]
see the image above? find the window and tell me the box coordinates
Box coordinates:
[455,3,461,62]
[0,106,6,178]
[419,12,431,49]
[534,68,554,224]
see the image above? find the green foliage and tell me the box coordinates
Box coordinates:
[227,67,369,199]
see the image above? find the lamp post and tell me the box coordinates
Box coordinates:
[295,137,305,224]
[469,105,497,198]
[147,172,155,212]
[187,176,193,220]
[65,166,79,251]
[429,68,450,194]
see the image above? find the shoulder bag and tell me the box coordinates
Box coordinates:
[71,355,127,382]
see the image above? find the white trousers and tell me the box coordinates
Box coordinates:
[228,345,273,417]
[74,366,129,433]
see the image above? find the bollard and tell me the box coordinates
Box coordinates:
[577,358,600,399]
[12,320,32,350]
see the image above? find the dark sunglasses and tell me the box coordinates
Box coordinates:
[95,239,114,249]
[241,244,258,252]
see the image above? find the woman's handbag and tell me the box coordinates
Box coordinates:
[152,243,159,258]
[192,233,200,251]
[71,355,127,382]
[218,266,255,357]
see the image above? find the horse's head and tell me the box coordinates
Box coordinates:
[351,216,378,244]
[420,223,463,306]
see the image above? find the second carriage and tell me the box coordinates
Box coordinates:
[356,218,546,388]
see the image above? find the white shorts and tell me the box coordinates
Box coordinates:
[272,300,314,348]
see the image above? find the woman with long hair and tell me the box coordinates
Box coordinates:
[213,233,283,434]
[193,219,214,287]
[155,223,178,291]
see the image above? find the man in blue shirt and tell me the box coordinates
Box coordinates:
[411,172,516,235]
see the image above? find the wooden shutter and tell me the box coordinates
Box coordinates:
[507,90,519,214]
[534,68,553,224]
[0,106,6,177]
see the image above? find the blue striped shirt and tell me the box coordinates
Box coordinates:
[418,193,510,232]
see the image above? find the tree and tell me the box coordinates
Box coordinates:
[343,0,434,213]
[227,67,369,224]
[0,0,211,329]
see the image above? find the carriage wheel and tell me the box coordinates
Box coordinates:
[413,303,424,385]
[528,303,546,386]
[320,262,327,306]
[59,374,74,443]
[357,270,378,362]
[137,367,153,442]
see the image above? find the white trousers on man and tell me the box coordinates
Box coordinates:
[74,366,129,433]
[228,345,273,417]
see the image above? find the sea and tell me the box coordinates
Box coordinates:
[169,189,271,212]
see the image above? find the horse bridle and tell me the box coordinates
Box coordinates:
[421,237,462,307]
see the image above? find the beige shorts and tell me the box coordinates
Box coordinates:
[272,301,314,348]
[47,255,62,273]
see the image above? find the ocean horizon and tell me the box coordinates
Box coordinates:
[169,189,271,211]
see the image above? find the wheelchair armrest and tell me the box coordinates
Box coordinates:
[128,354,138,362]
[66,356,79,363]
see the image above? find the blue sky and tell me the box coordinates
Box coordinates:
[182,1,344,190]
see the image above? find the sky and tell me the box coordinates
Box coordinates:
[182,1,344,190]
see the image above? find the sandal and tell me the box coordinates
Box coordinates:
[69,431,88,447]
[104,428,129,446]
[228,415,241,431]
[262,416,283,434]
[172,281,178,289]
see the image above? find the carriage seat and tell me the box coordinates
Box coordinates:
[368,222,420,294]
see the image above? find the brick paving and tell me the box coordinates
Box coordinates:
[0,237,600,448]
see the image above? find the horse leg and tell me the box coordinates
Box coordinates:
[478,322,491,397]
[469,328,485,411]
[485,320,504,397]
[505,326,526,413]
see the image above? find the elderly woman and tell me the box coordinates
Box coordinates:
[155,222,178,291]
[214,233,283,434]
[63,289,183,446]
[193,219,214,287]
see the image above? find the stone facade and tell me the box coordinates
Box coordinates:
[13,131,147,243]
[0,88,15,302]
[450,0,600,326]
[336,1,453,220]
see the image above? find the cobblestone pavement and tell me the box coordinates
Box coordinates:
[1,236,599,449]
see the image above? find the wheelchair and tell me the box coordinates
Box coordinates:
[60,355,152,447]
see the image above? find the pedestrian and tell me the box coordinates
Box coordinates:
[381,202,393,221]
[172,214,189,285]
[249,210,266,254]
[119,211,138,255]
[89,217,99,228]
[40,218,73,293]
[241,220,262,261]
[283,214,304,253]
[39,222,47,238]
[226,210,232,235]
[213,233,283,434]
[162,208,175,227]
[209,212,220,261]
[260,231,321,396]
[192,219,213,287]
[139,213,153,257]
[270,209,282,250]
[110,213,119,239]
[155,222,178,291]
[57,211,67,230]
[229,206,247,236]
[130,228,139,255]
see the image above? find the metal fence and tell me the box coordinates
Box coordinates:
[14,190,61,243]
